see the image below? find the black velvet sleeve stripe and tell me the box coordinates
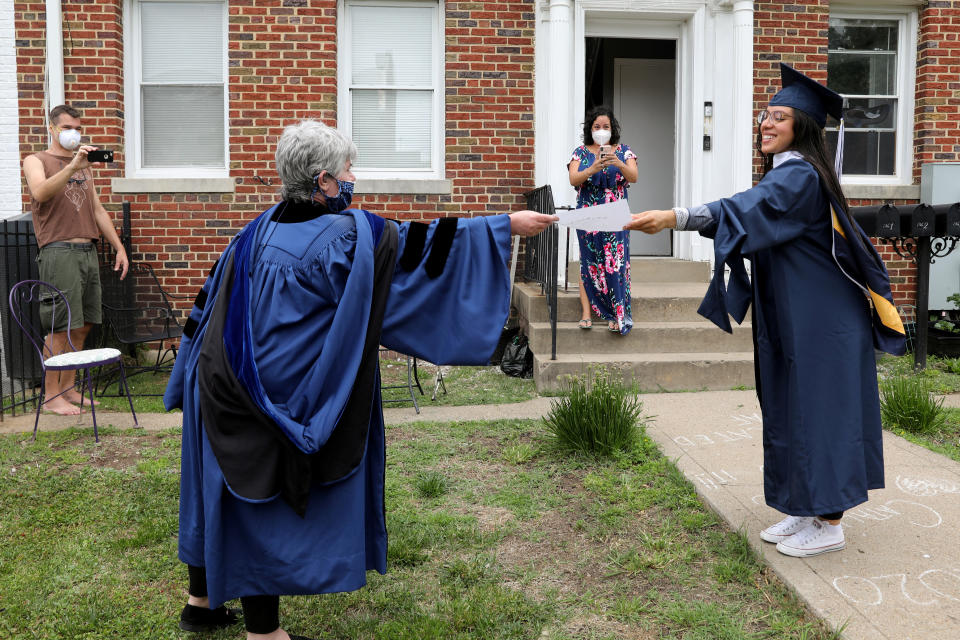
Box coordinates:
[424,217,458,278]
[184,316,200,340]
[209,259,219,278]
[194,288,208,311]
[400,222,428,271]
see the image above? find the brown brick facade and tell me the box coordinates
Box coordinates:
[15,0,536,310]
[15,1,960,316]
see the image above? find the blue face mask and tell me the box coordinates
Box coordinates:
[312,174,354,213]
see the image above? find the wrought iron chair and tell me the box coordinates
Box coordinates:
[97,261,186,395]
[8,280,138,442]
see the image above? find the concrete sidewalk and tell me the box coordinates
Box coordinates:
[3,392,959,638]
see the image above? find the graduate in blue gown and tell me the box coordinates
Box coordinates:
[165,120,557,640]
[625,64,906,559]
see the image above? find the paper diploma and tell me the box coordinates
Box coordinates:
[556,198,632,232]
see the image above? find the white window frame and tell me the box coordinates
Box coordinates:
[337,0,445,182]
[122,0,230,180]
[828,5,918,187]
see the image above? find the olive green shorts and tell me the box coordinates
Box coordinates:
[36,242,102,333]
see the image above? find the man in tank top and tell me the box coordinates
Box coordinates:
[22,104,129,416]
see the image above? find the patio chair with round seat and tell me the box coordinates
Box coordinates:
[7,279,138,442]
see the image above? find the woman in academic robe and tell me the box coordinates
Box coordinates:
[624,64,905,558]
[568,105,639,334]
[165,120,557,640]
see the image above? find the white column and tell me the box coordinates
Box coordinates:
[547,0,573,206]
[46,0,64,111]
[731,1,754,192]
[0,0,22,219]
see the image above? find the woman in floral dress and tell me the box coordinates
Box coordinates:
[568,106,639,334]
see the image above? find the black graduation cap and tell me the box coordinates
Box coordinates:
[769,63,843,128]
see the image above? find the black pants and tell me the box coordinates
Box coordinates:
[819,511,844,521]
[188,565,280,634]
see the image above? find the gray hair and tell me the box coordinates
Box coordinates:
[275,120,357,203]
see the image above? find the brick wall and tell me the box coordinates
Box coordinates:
[16,1,959,318]
[15,0,536,314]
[916,0,960,171]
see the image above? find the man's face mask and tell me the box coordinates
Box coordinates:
[56,127,82,151]
[592,128,611,146]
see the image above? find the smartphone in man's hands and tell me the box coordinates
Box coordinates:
[87,149,113,163]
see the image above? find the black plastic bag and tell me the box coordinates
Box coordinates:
[500,333,533,378]
[490,326,520,365]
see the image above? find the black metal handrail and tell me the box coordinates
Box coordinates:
[524,185,559,360]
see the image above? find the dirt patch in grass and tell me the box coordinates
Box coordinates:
[82,433,170,471]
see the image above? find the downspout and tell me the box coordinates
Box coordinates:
[45,0,64,119]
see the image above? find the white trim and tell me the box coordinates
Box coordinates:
[337,0,445,182]
[355,178,452,194]
[45,0,64,110]
[829,6,918,186]
[112,177,236,193]
[0,0,22,219]
[122,0,230,179]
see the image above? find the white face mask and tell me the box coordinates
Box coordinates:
[592,128,611,146]
[57,128,82,150]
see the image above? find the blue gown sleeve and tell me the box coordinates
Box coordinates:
[696,160,823,332]
[381,214,513,365]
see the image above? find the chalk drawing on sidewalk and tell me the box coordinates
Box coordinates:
[843,500,942,529]
[673,428,761,448]
[833,568,960,607]
[671,413,764,448]
[895,475,960,498]
[729,412,762,426]
[694,469,737,489]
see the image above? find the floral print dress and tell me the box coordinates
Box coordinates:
[571,143,637,335]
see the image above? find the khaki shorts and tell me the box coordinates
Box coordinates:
[36,242,102,333]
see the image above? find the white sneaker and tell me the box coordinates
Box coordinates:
[759,515,814,543]
[776,519,845,557]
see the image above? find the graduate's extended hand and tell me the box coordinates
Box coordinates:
[509,210,559,236]
[623,209,676,234]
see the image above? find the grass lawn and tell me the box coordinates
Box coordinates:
[877,354,960,463]
[0,416,839,639]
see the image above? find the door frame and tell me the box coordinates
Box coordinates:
[575,5,710,261]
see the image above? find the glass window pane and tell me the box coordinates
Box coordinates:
[350,5,433,87]
[826,129,897,176]
[142,86,224,167]
[843,97,897,130]
[828,19,897,52]
[141,1,223,83]
[352,89,432,169]
[828,52,896,95]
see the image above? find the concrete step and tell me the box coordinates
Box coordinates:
[513,281,710,324]
[567,257,712,284]
[533,352,755,393]
[527,321,753,356]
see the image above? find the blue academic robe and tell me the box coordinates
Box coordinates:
[696,158,903,516]
[164,204,512,607]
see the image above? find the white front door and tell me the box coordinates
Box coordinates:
[614,57,676,256]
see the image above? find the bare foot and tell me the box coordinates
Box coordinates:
[65,388,99,406]
[44,397,83,416]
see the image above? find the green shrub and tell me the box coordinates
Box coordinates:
[414,471,449,499]
[880,375,946,434]
[543,367,644,456]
